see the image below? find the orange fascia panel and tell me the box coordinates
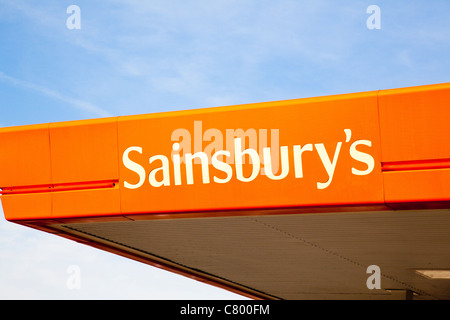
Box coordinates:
[49,118,119,185]
[52,187,121,219]
[379,82,450,208]
[2,193,52,220]
[117,91,384,215]
[0,123,53,221]
[383,168,450,207]
[1,83,450,222]
[0,118,121,221]
[378,83,450,163]
[0,123,51,188]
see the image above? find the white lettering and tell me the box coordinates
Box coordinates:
[212,150,232,184]
[149,155,170,187]
[263,146,289,180]
[180,304,214,317]
[293,144,313,178]
[122,124,376,190]
[315,142,342,190]
[234,138,260,182]
[185,152,210,185]
[123,146,145,189]
[172,143,182,185]
[350,140,375,175]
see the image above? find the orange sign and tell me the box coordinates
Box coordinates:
[1,83,449,221]
[118,90,383,216]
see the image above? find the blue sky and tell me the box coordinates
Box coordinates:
[0,0,449,299]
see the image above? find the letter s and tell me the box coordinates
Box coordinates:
[123,146,145,189]
[350,140,374,176]
[212,150,232,184]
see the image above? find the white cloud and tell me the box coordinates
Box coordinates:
[0,71,113,118]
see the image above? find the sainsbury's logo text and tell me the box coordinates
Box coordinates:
[122,123,375,190]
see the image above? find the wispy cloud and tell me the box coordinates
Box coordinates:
[0,71,113,118]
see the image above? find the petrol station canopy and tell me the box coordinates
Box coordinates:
[1,83,449,299]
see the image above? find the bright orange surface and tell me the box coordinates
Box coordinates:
[379,83,450,163]
[0,123,51,188]
[0,83,449,221]
[49,118,119,185]
[118,90,383,215]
